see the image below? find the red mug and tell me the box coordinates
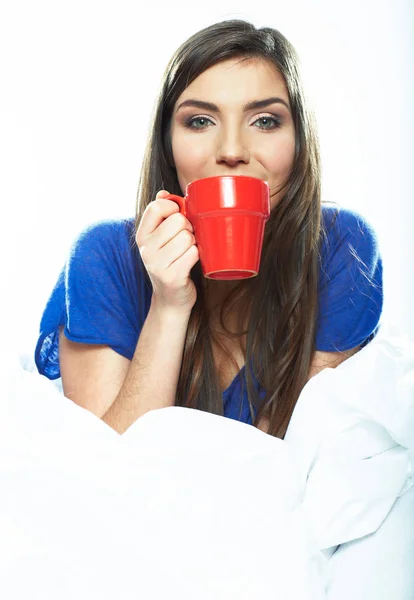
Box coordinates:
[166,175,270,280]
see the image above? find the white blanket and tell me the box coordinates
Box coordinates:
[0,323,413,599]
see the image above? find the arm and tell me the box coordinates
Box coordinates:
[59,299,191,434]
[57,192,198,435]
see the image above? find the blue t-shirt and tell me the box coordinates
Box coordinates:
[35,205,383,425]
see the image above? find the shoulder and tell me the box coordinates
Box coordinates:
[321,205,380,258]
[316,204,383,352]
[70,217,136,257]
[320,204,382,279]
[64,216,143,304]
[35,217,144,379]
[66,217,139,278]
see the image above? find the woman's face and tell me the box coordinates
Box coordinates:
[170,57,295,209]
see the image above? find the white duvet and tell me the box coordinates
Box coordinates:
[0,324,413,599]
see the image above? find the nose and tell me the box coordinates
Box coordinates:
[215,127,250,166]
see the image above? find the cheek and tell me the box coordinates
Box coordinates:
[172,133,209,175]
[265,136,295,207]
[265,135,295,177]
[172,135,209,194]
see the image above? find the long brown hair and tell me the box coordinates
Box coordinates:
[135,20,322,438]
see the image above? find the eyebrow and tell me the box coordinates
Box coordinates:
[176,96,291,114]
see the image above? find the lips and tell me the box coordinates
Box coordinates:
[205,174,267,181]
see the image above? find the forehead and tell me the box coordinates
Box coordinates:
[176,58,289,105]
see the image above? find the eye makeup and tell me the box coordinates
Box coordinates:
[183,113,283,131]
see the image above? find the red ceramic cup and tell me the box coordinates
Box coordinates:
[166,175,270,280]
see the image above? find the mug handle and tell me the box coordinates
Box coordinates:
[165,194,187,218]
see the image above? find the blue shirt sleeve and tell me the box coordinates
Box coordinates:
[316,206,383,352]
[35,218,151,379]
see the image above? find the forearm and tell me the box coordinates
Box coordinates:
[102,299,191,434]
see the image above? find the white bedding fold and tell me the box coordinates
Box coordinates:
[284,324,414,550]
[0,323,412,598]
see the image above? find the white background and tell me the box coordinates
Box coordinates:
[0,0,413,354]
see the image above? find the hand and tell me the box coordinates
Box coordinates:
[136,190,199,313]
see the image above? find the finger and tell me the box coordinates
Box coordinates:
[152,212,194,249]
[168,244,200,276]
[157,229,196,269]
[137,198,180,238]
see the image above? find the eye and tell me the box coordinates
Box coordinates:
[184,116,215,130]
[252,115,282,130]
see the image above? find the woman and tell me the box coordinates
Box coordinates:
[35,20,383,437]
